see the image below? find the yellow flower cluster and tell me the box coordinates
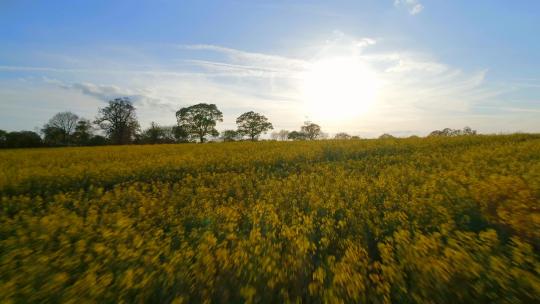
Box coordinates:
[1,134,539,302]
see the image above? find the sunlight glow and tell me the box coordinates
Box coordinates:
[301,57,380,121]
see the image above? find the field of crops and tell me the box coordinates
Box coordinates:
[1,134,539,303]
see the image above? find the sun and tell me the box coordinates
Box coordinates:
[301,56,380,121]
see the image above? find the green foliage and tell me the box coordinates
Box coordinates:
[1,134,539,302]
[301,121,322,140]
[176,103,223,143]
[4,131,42,148]
[139,122,177,144]
[288,130,307,140]
[429,126,477,137]
[72,119,94,145]
[221,129,241,142]
[170,125,189,143]
[236,111,273,141]
[41,125,66,146]
[87,134,108,146]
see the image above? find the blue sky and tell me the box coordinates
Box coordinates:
[1,0,539,137]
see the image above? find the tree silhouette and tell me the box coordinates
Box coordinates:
[95,97,140,145]
[42,111,79,145]
[5,131,42,148]
[176,103,223,143]
[172,125,190,143]
[236,111,273,141]
[72,119,94,145]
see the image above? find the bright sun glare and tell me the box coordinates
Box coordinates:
[302,57,380,121]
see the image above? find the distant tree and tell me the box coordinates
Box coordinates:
[379,133,395,139]
[160,126,178,143]
[351,135,361,140]
[95,97,140,145]
[428,130,443,137]
[236,111,273,141]
[271,129,290,141]
[462,126,477,135]
[42,111,79,145]
[334,132,351,140]
[0,129,7,148]
[141,122,166,144]
[301,121,322,140]
[278,130,290,141]
[429,127,477,137]
[288,130,307,141]
[72,119,94,145]
[5,131,42,148]
[442,128,459,136]
[221,130,241,142]
[137,123,181,144]
[176,103,223,143]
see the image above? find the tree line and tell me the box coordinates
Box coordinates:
[0,97,304,148]
[0,97,477,148]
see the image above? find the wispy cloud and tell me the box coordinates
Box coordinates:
[183,59,300,79]
[64,82,133,101]
[43,78,178,114]
[394,0,424,15]
[356,38,377,48]
[177,38,510,135]
[2,32,536,135]
[179,44,307,71]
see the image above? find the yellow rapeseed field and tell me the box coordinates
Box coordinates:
[1,134,539,303]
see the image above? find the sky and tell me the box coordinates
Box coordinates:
[1,0,539,137]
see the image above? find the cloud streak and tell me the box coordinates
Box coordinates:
[179,44,308,71]
[394,0,424,15]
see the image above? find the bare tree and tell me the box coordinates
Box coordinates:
[95,97,140,145]
[277,130,290,141]
[42,111,79,144]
